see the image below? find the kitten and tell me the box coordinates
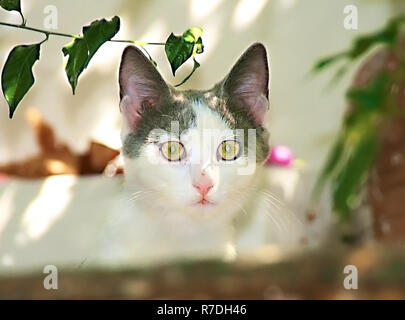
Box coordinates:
[93,43,305,267]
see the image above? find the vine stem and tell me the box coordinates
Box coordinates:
[18,11,26,26]
[0,21,165,45]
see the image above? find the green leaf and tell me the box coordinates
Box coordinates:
[165,33,194,76]
[0,0,23,24]
[311,52,347,73]
[312,135,346,199]
[348,16,405,60]
[312,15,405,80]
[62,16,120,94]
[174,57,200,87]
[0,0,21,12]
[332,132,378,221]
[346,73,388,111]
[165,26,204,76]
[195,37,204,54]
[1,43,41,118]
[182,26,203,43]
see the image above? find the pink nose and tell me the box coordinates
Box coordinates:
[193,181,213,197]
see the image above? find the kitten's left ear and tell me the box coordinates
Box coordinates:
[221,43,269,125]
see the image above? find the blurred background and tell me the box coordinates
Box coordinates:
[1,0,405,299]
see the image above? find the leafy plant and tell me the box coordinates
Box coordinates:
[165,26,204,86]
[0,0,205,118]
[62,17,121,94]
[1,44,40,117]
[312,16,405,83]
[312,16,405,223]
[0,0,24,23]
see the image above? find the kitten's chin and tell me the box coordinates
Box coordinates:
[182,199,218,217]
[193,198,216,206]
[192,202,216,210]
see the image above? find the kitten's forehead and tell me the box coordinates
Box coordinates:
[191,98,230,131]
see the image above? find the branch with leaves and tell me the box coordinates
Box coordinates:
[311,15,405,224]
[0,0,205,118]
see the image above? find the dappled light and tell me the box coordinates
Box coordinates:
[190,0,223,21]
[0,0,404,301]
[232,0,268,30]
[19,175,76,241]
[0,184,15,235]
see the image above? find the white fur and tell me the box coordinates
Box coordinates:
[91,100,309,268]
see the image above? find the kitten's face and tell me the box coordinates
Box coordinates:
[119,43,270,218]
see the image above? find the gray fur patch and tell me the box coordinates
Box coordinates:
[123,86,269,163]
[123,89,196,158]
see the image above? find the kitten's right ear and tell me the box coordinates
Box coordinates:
[119,46,170,130]
[221,43,269,126]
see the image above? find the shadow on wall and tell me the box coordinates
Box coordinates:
[0,0,275,165]
[0,175,123,273]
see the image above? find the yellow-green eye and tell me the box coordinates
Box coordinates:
[160,141,185,161]
[218,140,241,161]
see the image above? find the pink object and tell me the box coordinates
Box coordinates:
[0,172,8,183]
[266,145,293,167]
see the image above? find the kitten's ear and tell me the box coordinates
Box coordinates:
[119,46,170,130]
[221,43,269,125]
